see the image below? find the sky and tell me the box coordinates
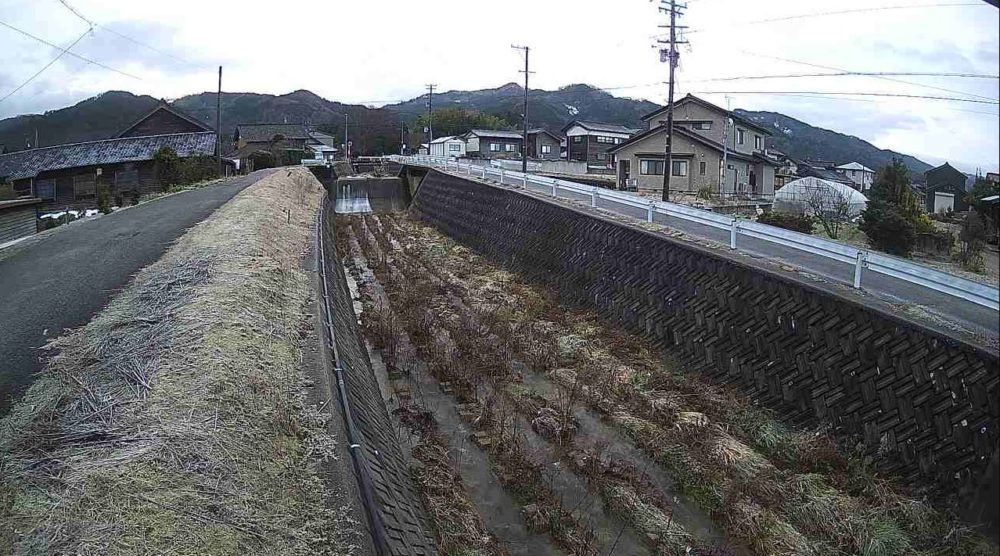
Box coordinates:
[1,0,997,173]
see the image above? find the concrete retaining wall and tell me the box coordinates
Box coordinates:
[409,168,999,530]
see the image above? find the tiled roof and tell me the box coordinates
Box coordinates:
[0,132,217,181]
[236,123,311,143]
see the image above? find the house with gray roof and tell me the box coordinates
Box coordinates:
[460,129,524,160]
[610,94,777,196]
[562,120,639,172]
[0,132,217,209]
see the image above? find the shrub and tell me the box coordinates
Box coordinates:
[153,146,181,190]
[860,202,916,257]
[0,181,17,201]
[96,183,112,214]
[178,155,219,185]
[249,151,277,170]
[129,188,141,206]
[757,211,815,234]
[956,211,987,272]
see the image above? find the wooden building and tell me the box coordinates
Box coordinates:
[562,121,637,173]
[0,132,217,210]
[526,129,562,160]
[924,162,970,214]
[117,103,214,138]
[0,198,43,244]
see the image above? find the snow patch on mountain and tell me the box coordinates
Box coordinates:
[564,104,579,116]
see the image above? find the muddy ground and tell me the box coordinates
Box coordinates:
[339,211,995,556]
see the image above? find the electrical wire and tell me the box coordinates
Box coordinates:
[737,50,999,102]
[0,18,141,80]
[685,71,1000,83]
[0,28,90,105]
[682,2,986,34]
[686,90,999,104]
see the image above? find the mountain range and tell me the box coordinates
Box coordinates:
[0,84,935,180]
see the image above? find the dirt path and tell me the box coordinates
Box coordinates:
[340,211,996,556]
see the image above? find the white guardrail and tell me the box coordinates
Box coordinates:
[392,155,1000,311]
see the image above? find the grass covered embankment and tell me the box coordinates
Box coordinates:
[0,168,358,555]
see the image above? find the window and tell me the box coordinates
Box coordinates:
[504,143,516,152]
[737,129,746,145]
[672,160,688,177]
[572,136,583,143]
[541,145,552,154]
[73,174,96,200]
[489,143,501,152]
[696,122,712,130]
[449,143,461,151]
[35,178,55,200]
[754,135,762,150]
[595,152,607,161]
[699,161,706,176]
[639,159,664,175]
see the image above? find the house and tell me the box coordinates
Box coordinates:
[796,161,856,187]
[562,121,636,172]
[0,132,217,209]
[526,129,562,160]
[986,172,998,185]
[429,136,467,158]
[461,129,523,159]
[835,162,874,191]
[767,150,798,189]
[234,123,314,154]
[924,162,970,213]
[610,94,777,195]
[117,103,214,138]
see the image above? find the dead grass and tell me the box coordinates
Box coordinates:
[0,168,358,556]
[353,211,995,556]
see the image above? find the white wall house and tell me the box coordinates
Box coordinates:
[835,162,875,191]
[429,136,466,158]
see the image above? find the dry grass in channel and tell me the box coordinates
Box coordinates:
[345,211,996,556]
[0,168,360,556]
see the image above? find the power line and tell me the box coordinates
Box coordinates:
[738,50,998,102]
[686,90,999,104]
[683,2,986,34]
[54,0,205,69]
[0,18,141,80]
[685,71,1000,83]
[0,29,90,106]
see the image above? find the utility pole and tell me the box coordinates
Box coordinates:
[721,94,731,196]
[425,84,436,147]
[657,0,687,202]
[344,113,349,161]
[512,45,531,173]
[216,66,223,176]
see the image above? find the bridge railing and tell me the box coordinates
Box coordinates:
[393,155,999,311]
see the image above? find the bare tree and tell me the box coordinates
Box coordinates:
[803,184,854,239]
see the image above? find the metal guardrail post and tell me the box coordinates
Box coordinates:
[499,168,504,184]
[730,218,738,249]
[551,182,557,197]
[854,250,866,288]
[482,166,486,180]
[647,201,655,223]
[591,188,598,208]
[523,174,527,188]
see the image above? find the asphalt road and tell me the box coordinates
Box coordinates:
[521,180,1000,342]
[0,170,274,414]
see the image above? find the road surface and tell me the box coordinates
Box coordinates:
[0,170,274,414]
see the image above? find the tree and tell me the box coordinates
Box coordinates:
[414,107,512,139]
[804,184,853,239]
[957,211,987,272]
[967,176,1000,215]
[860,158,925,256]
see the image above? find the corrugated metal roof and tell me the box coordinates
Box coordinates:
[468,129,523,139]
[0,132,217,181]
[564,120,638,135]
[236,123,311,143]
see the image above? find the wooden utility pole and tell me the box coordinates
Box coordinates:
[512,45,531,173]
[658,0,686,202]
[425,84,436,147]
[216,66,223,176]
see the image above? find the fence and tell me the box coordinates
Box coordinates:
[393,155,999,311]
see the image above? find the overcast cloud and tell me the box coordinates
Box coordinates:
[1,0,997,172]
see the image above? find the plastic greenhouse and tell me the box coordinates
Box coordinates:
[773,177,868,218]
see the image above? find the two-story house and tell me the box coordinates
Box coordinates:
[526,129,562,160]
[562,121,637,173]
[835,162,875,191]
[609,94,777,196]
[924,162,970,213]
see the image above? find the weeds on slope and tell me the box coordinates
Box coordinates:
[369,212,995,556]
[0,169,357,556]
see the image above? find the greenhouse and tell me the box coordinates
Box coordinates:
[773,176,869,218]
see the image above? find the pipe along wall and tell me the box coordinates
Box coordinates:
[405,166,999,536]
